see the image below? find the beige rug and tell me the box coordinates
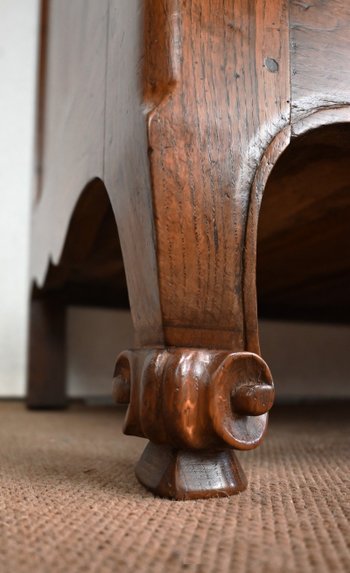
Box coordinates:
[0,401,349,573]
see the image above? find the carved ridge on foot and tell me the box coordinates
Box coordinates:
[113,347,274,499]
[114,348,274,450]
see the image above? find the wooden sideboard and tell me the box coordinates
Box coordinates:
[28,0,350,499]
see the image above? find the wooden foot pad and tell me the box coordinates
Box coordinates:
[115,348,274,499]
[136,442,247,500]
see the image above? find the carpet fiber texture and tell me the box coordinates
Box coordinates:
[0,401,349,573]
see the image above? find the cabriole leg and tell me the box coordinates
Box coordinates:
[112,0,284,498]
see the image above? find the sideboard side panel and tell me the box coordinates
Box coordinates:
[31,0,108,282]
[104,0,164,345]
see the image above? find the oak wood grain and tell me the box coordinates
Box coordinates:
[28,0,350,497]
[146,0,290,349]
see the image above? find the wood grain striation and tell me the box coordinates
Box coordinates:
[28,0,350,497]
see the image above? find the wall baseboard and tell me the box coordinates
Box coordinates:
[67,308,350,401]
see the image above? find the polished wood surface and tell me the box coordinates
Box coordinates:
[113,347,273,497]
[144,0,290,350]
[113,349,274,449]
[28,0,350,498]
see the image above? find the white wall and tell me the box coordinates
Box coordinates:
[67,308,134,398]
[0,0,349,401]
[260,320,350,400]
[0,0,39,396]
[67,309,350,401]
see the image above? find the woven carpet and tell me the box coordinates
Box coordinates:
[0,401,349,573]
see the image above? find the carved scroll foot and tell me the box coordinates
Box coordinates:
[113,347,274,500]
[136,443,247,500]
